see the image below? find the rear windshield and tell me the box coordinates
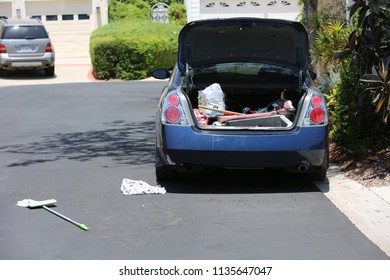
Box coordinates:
[2,26,48,39]
[192,63,299,77]
[191,63,300,88]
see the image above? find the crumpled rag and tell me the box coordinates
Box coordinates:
[16,199,32,207]
[120,178,166,195]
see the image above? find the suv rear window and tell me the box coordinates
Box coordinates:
[2,26,48,39]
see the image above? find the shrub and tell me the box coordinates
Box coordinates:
[328,61,389,157]
[360,57,390,124]
[168,2,187,25]
[90,21,181,80]
[311,18,352,93]
[147,0,178,6]
[331,0,390,155]
[108,0,150,22]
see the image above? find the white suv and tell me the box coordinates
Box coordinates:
[0,18,55,77]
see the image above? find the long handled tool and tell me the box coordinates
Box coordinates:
[41,204,89,231]
[18,199,89,231]
[198,105,242,115]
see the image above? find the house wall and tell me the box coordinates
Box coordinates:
[185,0,302,22]
[0,1,13,19]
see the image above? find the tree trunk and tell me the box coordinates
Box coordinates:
[302,0,318,46]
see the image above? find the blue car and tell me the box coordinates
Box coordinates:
[153,18,329,181]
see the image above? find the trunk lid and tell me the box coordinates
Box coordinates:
[178,18,309,74]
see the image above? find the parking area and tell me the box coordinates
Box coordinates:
[0,57,93,87]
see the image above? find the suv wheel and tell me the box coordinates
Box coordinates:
[45,66,55,77]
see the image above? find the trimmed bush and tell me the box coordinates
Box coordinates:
[90,21,181,80]
[168,3,187,26]
[108,0,151,22]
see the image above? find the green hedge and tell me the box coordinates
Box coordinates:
[108,0,150,22]
[168,3,187,25]
[90,21,182,80]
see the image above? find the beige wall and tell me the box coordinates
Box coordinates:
[0,0,108,24]
[0,1,13,19]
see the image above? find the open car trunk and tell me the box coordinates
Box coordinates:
[176,18,311,130]
[184,64,305,129]
[187,85,303,129]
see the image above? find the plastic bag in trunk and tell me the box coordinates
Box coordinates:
[198,83,225,117]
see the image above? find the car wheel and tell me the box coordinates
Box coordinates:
[155,149,177,182]
[0,69,3,77]
[45,66,55,77]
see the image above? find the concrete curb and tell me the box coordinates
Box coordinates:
[315,165,390,257]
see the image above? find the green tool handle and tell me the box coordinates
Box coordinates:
[42,205,89,231]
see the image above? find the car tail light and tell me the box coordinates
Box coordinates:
[167,94,179,106]
[162,91,189,125]
[164,106,181,123]
[45,43,53,53]
[0,44,6,53]
[311,95,323,107]
[310,107,325,124]
[302,91,328,126]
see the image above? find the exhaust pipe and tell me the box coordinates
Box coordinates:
[297,162,310,173]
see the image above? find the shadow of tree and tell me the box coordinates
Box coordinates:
[0,120,155,167]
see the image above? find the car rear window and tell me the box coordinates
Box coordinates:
[2,26,48,39]
[192,63,299,77]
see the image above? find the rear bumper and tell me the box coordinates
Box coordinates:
[157,125,328,169]
[0,53,54,70]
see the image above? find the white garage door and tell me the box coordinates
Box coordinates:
[25,0,94,59]
[199,0,301,21]
[0,1,12,19]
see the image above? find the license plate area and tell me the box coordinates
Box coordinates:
[11,62,43,67]
[16,44,39,53]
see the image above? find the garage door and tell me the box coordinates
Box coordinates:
[25,0,94,59]
[199,0,301,21]
[0,1,12,19]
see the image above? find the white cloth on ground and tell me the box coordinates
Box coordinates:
[120,178,166,195]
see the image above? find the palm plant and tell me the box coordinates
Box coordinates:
[335,1,389,69]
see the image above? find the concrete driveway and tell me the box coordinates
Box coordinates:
[0,57,94,87]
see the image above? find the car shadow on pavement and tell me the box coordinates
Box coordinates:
[0,69,57,80]
[159,169,323,194]
[0,120,155,167]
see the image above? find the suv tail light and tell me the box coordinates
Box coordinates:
[45,43,53,52]
[0,44,6,53]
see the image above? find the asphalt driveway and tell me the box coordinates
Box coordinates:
[0,59,389,259]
